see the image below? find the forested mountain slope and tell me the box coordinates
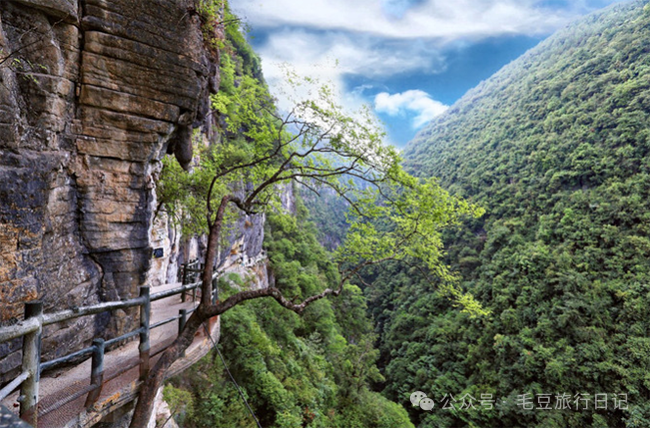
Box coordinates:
[159,4,414,426]
[378,1,650,426]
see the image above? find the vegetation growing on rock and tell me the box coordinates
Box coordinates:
[150,1,482,426]
[167,202,415,428]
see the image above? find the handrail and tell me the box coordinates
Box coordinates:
[151,314,182,330]
[0,260,221,427]
[151,281,201,302]
[105,327,145,348]
[42,297,147,326]
[39,346,95,372]
[0,371,29,401]
[0,317,40,343]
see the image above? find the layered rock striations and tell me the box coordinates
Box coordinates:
[0,0,221,382]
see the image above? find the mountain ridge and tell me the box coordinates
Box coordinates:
[374,1,650,426]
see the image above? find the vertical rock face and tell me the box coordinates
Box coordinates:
[0,0,98,381]
[0,0,214,381]
[75,0,209,334]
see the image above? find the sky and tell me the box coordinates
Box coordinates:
[229,0,627,147]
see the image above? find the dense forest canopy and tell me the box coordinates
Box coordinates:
[166,200,415,427]
[368,0,650,426]
[161,1,650,427]
[158,1,482,426]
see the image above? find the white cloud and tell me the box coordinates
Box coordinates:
[255,30,445,115]
[257,30,444,81]
[382,0,416,19]
[229,0,623,140]
[231,0,575,40]
[375,90,448,128]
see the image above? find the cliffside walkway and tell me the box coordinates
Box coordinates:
[0,264,219,428]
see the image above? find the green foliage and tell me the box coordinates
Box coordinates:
[156,3,486,426]
[0,54,48,85]
[338,172,487,317]
[157,6,273,235]
[197,0,263,80]
[168,204,414,427]
[162,384,194,426]
[368,1,650,427]
[158,20,484,313]
[301,186,351,250]
[157,143,203,236]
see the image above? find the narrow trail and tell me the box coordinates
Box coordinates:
[1,281,220,428]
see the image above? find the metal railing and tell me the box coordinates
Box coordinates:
[0,262,219,427]
[180,258,202,302]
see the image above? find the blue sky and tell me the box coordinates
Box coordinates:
[230,0,627,147]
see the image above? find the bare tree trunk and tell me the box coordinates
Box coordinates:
[128,308,208,427]
[201,195,231,307]
[129,196,230,427]
[128,193,348,427]
[128,283,345,426]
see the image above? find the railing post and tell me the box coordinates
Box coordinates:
[178,309,187,358]
[191,271,196,302]
[84,338,105,408]
[139,286,151,381]
[191,262,202,302]
[20,301,42,426]
[212,276,218,305]
[181,263,187,303]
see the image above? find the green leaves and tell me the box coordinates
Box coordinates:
[336,174,487,316]
[162,43,484,311]
[156,4,489,426]
[376,2,650,427]
[169,207,414,427]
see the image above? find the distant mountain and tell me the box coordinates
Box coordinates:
[374,1,650,426]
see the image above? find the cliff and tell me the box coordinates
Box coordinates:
[0,0,259,384]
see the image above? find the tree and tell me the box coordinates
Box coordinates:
[129,68,484,426]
